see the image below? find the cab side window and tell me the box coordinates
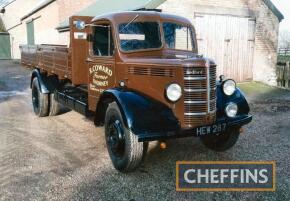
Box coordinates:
[93,25,114,56]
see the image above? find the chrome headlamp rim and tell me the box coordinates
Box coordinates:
[165,83,182,103]
[222,79,236,96]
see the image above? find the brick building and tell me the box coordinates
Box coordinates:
[0,0,284,85]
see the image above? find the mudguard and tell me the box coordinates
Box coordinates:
[216,82,250,118]
[96,86,251,142]
[97,88,180,136]
[30,69,58,94]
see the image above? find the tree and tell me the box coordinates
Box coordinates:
[279,30,290,49]
[0,16,6,32]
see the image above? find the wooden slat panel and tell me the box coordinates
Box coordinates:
[194,13,255,82]
[277,61,290,88]
[20,44,72,79]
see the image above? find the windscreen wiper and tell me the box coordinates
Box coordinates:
[119,14,140,33]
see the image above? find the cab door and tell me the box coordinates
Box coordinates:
[87,21,116,111]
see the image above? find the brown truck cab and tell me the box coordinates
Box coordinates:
[20,11,252,172]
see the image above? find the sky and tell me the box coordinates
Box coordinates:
[271,0,289,31]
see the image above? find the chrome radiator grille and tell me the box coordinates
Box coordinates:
[183,65,217,127]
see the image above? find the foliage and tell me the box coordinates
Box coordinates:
[238,82,288,98]
[0,16,6,32]
[279,30,290,49]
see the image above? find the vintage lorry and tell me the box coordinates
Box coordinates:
[20,11,252,172]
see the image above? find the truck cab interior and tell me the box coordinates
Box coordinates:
[93,25,114,56]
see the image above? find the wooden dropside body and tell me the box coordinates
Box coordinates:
[20,44,72,80]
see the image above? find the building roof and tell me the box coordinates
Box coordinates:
[91,11,192,25]
[21,0,56,21]
[56,0,284,31]
[56,0,165,31]
[263,0,284,22]
[20,0,282,31]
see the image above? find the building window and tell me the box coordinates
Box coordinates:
[26,21,35,45]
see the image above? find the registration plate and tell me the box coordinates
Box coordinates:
[195,123,227,136]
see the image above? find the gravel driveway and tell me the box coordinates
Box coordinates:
[0,60,289,201]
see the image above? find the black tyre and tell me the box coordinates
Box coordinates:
[200,127,240,152]
[49,92,61,116]
[105,102,147,172]
[31,77,49,117]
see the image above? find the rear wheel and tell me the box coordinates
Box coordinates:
[49,92,61,116]
[200,127,240,151]
[31,77,49,117]
[105,102,147,172]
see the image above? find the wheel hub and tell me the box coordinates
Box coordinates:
[107,119,125,158]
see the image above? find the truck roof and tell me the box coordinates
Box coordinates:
[91,11,192,25]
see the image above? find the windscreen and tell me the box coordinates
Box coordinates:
[118,22,162,52]
[163,22,195,51]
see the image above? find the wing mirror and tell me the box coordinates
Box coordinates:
[75,20,86,30]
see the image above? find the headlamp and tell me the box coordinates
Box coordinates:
[222,79,236,96]
[166,83,182,102]
[225,102,238,118]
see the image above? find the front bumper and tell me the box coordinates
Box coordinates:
[138,114,252,142]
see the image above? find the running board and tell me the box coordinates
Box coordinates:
[55,86,90,116]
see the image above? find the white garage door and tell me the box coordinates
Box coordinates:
[194,13,255,82]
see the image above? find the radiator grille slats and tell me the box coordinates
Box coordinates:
[184,79,207,89]
[184,91,206,101]
[128,67,174,77]
[183,66,217,127]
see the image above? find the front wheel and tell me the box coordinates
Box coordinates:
[200,127,240,151]
[104,102,147,172]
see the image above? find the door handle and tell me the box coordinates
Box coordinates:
[86,58,93,62]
